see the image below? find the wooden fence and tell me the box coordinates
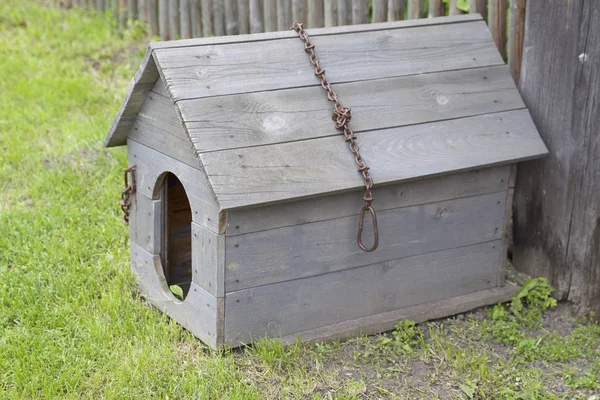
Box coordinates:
[56,0,526,78]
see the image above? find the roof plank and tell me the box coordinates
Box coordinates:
[199,109,548,210]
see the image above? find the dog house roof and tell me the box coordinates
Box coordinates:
[105,14,547,211]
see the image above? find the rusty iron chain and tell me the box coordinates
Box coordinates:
[120,166,136,226]
[291,22,379,252]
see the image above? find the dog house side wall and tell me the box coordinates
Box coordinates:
[222,165,517,347]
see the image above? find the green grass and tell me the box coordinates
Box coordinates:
[1,2,599,398]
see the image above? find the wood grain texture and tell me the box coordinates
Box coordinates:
[225,0,239,34]
[201,0,212,36]
[225,166,510,236]
[200,109,546,210]
[225,241,502,344]
[263,0,277,31]
[277,0,292,30]
[372,0,386,22]
[513,0,599,315]
[508,0,526,83]
[469,0,486,19]
[179,0,192,39]
[275,285,518,346]
[127,139,221,233]
[213,0,225,36]
[159,0,169,39]
[157,21,502,102]
[387,0,403,21]
[191,0,202,37]
[130,242,223,348]
[310,0,324,27]
[324,0,336,26]
[337,0,351,25]
[249,0,263,33]
[182,65,520,152]
[488,0,507,59]
[225,192,506,291]
[292,0,306,24]
[130,193,162,255]
[169,0,180,39]
[407,0,421,19]
[237,0,249,34]
[498,165,515,287]
[192,222,225,297]
[428,0,443,18]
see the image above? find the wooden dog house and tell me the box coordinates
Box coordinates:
[105,15,547,349]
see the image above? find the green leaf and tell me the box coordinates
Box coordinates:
[457,0,470,12]
[169,284,184,300]
[517,278,540,299]
[459,381,476,399]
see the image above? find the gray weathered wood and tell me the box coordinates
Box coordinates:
[497,164,516,286]
[181,65,520,152]
[469,0,485,19]
[191,0,202,37]
[151,76,169,96]
[213,0,225,36]
[225,0,239,34]
[130,193,162,255]
[138,0,147,24]
[324,0,336,26]
[159,0,168,39]
[448,0,462,15]
[148,0,159,35]
[225,166,510,236]
[407,0,421,19]
[237,0,250,34]
[127,139,221,233]
[514,0,599,316]
[292,0,306,25]
[119,0,127,30]
[155,20,502,101]
[225,240,502,344]
[192,222,225,297]
[351,0,367,24]
[488,0,507,59]
[180,0,192,39]
[127,0,137,19]
[169,0,180,39]
[277,0,291,30]
[310,0,324,27]
[199,110,546,210]
[225,192,506,291]
[250,0,263,33]
[387,0,403,21]
[263,0,277,31]
[131,242,223,348]
[337,0,351,25]
[276,285,518,346]
[201,0,213,36]
[508,0,526,83]
[428,0,443,17]
[372,0,386,23]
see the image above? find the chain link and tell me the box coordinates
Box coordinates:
[120,166,136,225]
[291,22,379,252]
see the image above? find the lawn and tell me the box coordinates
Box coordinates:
[0,1,599,398]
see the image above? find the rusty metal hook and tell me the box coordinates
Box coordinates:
[357,204,379,252]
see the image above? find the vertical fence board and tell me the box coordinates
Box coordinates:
[148,0,159,35]
[237,0,250,33]
[336,0,350,25]
[159,0,168,38]
[138,0,147,24]
[191,0,202,37]
[372,0,386,22]
[407,0,421,19]
[387,0,404,20]
[488,0,507,59]
[508,0,526,83]
[225,0,238,34]
[250,0,264,32]
[201,0,213,36]
[213,0,225,35]
[180,0,191,38]
[127,0,137,19]
[169,0,180,39]
[277,0,291,30]
[470,0,486,19]
[119,0,127,28]
[428,0,443,17]
[264,0,277,31]
[351,0,368,24]
[448,0,461,15]
[96,0,104,11]
[310,0,324,27]
[292,0,306,23]
[324,0,336,26]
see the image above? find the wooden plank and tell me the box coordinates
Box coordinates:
[130,242,223,348]
[292,0,306,25]
[469,0,485,19]
[151,76,169,96]
[138,0,147,24]
[407,0,421,19]
[97,0,105,11]
[156,20,503,101]
[127,139,221,233]
[275,285,518,346]
[428,0,443,17]
[225,240,503,344]
[180,0,192,39]
[337,0,351,25]
[225,192,506,291]
[497,164,516,286]
[237,0,250,34]
[213,0,225,36]
[513,0,599,315]
[129,193,162,254]
[127,0,137,19]
[159,0,168,39]
[351,0,367,24]
[448,0,462,15]
[169,0,180,39]
[147,0,159,36]
[192,222,225,297]
[182,65,521,152]
[250,0,263,33]
[372,0,386,22]
[191,0,202,37]
[119,0,127,29]
[508,0,526,84]
[488,0,507,59]
[387,0,403,21]
[310,0,324,27]
[324,0,336,26]
[201,0,213,36]
[277,0,292,30]
[226,166,510,236]
[200,110,546,210]
[225,0,238,34]
[263,0,277,31]
[149,14,481,49]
